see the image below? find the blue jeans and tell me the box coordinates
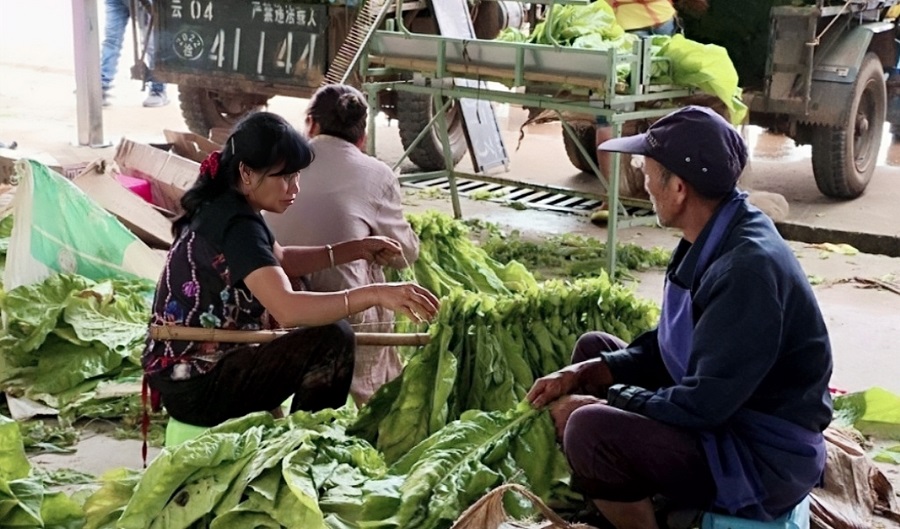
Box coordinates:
[100,0,164,93]
[629,17,678,38]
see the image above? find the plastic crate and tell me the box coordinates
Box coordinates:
[701,496,809,529]
[164,417,207,447]
[115,173,153,203]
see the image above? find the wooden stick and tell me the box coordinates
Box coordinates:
[847,276,900,296]
[148,325,431,346]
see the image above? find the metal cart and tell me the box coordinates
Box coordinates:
[360,0,698,276]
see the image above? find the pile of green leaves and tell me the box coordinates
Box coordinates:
[495,2,747,123]
[528,2,625,46]
[0,259,166,440]
[471,224,670,280]
[18,419,78,453]
[2,211,663,528]
[83,404,561,529]
[395,211,538,298]
[833,387,900,440]
[351,277,659,467]
[363,212,659,474]
[0,414,87,529]
[0,274,154,416]
[496,2,641,84]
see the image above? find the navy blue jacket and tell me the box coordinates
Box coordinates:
[602,200,833,434]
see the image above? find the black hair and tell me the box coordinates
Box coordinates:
[173,111,314,235]
[306,84,368,144]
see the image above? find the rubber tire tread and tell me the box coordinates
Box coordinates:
[178,86,267,138]
[810,53,885,199]
[396,91,467,171]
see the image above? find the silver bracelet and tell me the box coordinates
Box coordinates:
[326,244,335,268]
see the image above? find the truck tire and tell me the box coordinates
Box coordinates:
[562,120,599,173]
[397,91,466,171]
[179,86,269,138]
[810,53,885,199]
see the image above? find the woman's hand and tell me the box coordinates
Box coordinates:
[356,236,404,266]
[372,282,440,323]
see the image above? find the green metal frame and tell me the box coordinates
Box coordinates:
[362,0,694,277]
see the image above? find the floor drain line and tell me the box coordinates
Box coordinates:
[402,176,601,215]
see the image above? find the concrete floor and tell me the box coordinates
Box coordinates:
[1,1,899,525]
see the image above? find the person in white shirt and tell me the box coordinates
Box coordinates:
[265,84,420,406]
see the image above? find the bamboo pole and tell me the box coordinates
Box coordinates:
[148,325,431,346]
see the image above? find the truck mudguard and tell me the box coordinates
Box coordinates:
[803,22,893,126]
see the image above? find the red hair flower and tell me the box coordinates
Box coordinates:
[200,151,222,179]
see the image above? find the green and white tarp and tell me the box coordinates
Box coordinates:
[2,160,163,290]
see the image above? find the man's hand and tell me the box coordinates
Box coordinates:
[527,358,614,409]
[527,367,581,409]
[549,395,604,442]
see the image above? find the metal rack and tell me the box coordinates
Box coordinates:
[361,0,695,276]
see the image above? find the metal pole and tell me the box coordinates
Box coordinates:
[366,86,378,156]
[434,96,462,218]
[72,0,108,147]
[606,121,622,278]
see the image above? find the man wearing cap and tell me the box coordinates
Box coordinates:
[591,0,711,223]
[527,106,832,529]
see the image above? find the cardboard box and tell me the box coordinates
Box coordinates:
[74,160,174,249]
[209,127,231,146]
[163,130,222,163]
[0,148,88,183]
[0,148,59,183]
[113,137,200,214]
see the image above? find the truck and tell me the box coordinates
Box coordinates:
[687,0,900,199]
[135,0,527,172]
[137,0,900,199]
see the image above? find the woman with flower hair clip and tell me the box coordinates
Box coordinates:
[142,111,439,427]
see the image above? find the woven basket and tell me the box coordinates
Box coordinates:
[450,483,596,529]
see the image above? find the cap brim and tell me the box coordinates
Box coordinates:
[597,133,649,154]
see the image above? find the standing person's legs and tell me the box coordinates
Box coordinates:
[100,0,131,96]
[153,321,355,426]
[134,0,169,105]
[592,120,649,223]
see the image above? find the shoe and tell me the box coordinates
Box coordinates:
[590,208,610,225]
[143,91,169,108]
[589,203,652,225]
[567,503,616,529]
